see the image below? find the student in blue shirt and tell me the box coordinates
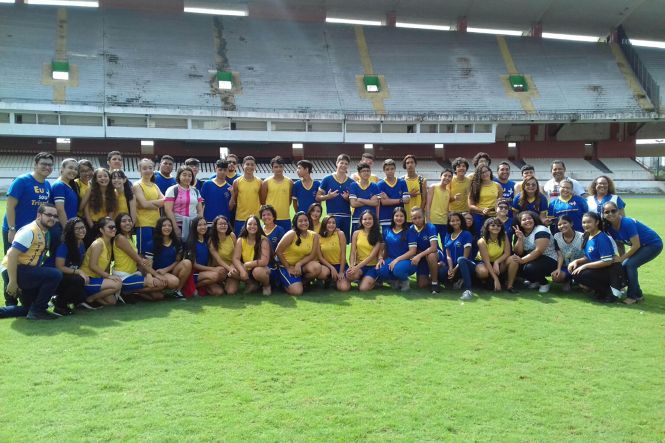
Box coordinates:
[317,154,353,243]
[3,152,53,254]
[349,162,380,232]
[443,212,475,300]
[154,155,177,195]
[377,207,416,291]
[292,160,320,214]
[494,161,516,204]
[603,201,663,304]
[547,179,588,233]
[49,158,80,261]
[568,212,623,302]
[224,154,241,185]
[377,159,410,230]
[201,159,233,222]
[408,207,444,294]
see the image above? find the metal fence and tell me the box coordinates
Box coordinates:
[618,26,661,110]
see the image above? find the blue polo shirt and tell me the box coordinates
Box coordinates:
[349,181,380,223]
[383,227,411,259]
[201,179,232,222]
[408,223,438,252]
[607,217,662,247]
[292,179,320,214]
[320,174,352,216]
[155,172,177,195]
[50,180,79,221]
[377,178,409,224]
[548,195,588,233]
[584,232,616,263]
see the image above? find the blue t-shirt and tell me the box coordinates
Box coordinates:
[225,172,240,185]
[264,225,285,252]
[584,232,616,263]
[494,178,516,202]
[512,193,548,215]
[320,175,352,216]
[50,180,79,221]
[383,227,410,259]
[443,230,474,263]
[408,223,438,252]
[154,172,177,195]
[3,173,51,232]
[607,217,662,247]
[194,240,209,266]
[153,242,178,270]
[548,196,588,233]
[201,180,232,222]
[377,178,409,224]
[292,179,320,214]
[55,242,86,268]
[349,181,380,222]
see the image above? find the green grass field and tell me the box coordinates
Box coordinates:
[1,199,664,441]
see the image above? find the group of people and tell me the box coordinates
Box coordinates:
[0,150,661,320]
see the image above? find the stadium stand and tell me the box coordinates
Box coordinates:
[634,47,665,109]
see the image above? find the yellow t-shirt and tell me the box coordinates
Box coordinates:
[236,176,262,221]
[283,230,315,266]
[240,237,257,263]
[1,221,47,268]
[217,235,235,263]
[356,229,377,266]
[319,232,341,265]
[113,236,138,274]
[265,177,291,222]
[137,181,160,228]
[477,182,502,212]
[116,191,129,215]
[403,176,423,222]
[75,179,90,217]
[88,196,111,223]
[477,238,504,262]
[81,238,112,278]
[449,176,471,212]
[429,185,450,225]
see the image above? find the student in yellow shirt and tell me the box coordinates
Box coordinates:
[231,156,262,236]
[232,215,272,295]
[316,215,350,292]
[402,154,427,224]
[111,169,137,223]
[426,168,453,244]
[275,212,321,296]
[449,157,471,213]
[468,165,502,235]
[346,210,382,291]
[260,156,293,232]
[133,159,164,255]
[209,215,239,295]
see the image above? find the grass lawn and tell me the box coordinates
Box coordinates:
[1,198,664,441]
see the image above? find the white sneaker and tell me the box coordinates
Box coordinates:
[460,290,473,300]
[400,280,410,291]
[528,282,540,289]
[610,286,624,298]
[539,284,551,293]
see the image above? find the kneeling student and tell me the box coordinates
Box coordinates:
[276,212,321,296]
[232,215,272,295]
[209,215,240,295]
[408,207,444,294]
[317,215,350,292]
[151,217,192,297]
[80,217,123,306]
[474,217,510,292]
[346,210,382,291]
[443,212,476,300]
[377,207,416,291]
[187,216,224,296]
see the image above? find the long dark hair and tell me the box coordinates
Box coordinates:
[581,211,603,249]
[111,169,134,202]
[359,210,381,246]
[319,215,336,238]
[448,212,468,234]
[114,212,133,237]
[307,202,323,229]
[470,165,493,204]
[187,216,208,260]
[390,207,408,242]
[153,217,182,258]
[63,217,86,266]
[480,217,505,247]
[239,215,266,261]
[89,168,118,215]
[518,177,544,210]
[291,211,310,246]
[210,215,233,250]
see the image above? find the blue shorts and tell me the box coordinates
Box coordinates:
[117,272,144,293]
[278,266,302,287]
[234,221,245,237]
[83,277,105,295]
[269,267,282,288]
[276,219,292,232]
[333,215,351,244]
[136,227,154,256]
[348,265,378,281]
[417,250,445,276]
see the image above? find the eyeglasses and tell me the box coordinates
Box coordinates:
[106,225,117,230]
[603,209,618,215]
[38,162,54,168]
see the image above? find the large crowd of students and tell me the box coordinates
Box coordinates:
[0,150,662,320]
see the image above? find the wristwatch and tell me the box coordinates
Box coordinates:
[8,226,16,231]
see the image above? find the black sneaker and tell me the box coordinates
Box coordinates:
[5,296,18,306]
[26,310,59,320]
[430,283,441,294]
[53,306,73,316]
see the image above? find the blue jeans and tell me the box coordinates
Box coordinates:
[456,257,476,290]
[623,242,663,299]
[1,266,63,318]
[377,258,417,281]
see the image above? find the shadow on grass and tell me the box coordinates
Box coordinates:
[6,283,665,337]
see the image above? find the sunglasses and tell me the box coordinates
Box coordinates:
[106,225,117,230]
[603,209,618,215]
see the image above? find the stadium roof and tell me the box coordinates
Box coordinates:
[194,0,665,42]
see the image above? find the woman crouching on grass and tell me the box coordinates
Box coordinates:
[505,211,558,294]
[376,207,416,292]
[112,213,167,302]
[474,217,510,292]
[568,212,623,302]
[346,210,382,292]
[316,215,350,292]
[209,215,239,295]
[187,216,224,296]
[550,215,584,292]
[53,217,89,315]
[152,217,192,298]
[276,212,321,295]
[233,215,272,295]
[80,217,123,306]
